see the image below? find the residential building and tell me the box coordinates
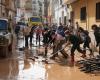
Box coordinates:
[0,0,16,19]
[49,0,71,26]
[48,0,57,24]
[0,0,6,17]
[25,0,32,20]
[48,0,52,24]
[32,0,44,17]
[16,0,26,22]
[67,0,100,30]
[44,0,49,23]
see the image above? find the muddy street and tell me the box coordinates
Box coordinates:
[0,37,100,80]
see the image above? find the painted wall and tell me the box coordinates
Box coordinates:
[54,4,69,25]
[71,0,100,30]
[32,0,44,16]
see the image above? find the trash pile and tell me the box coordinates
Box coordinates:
[77,55,100,73]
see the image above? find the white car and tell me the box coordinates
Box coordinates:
[0,18,13,57]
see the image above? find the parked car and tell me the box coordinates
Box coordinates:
[0,18,13,57]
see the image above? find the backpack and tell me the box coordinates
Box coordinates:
[78,36,84,44]
[57,29,65,37]
[77,32,85,44]
[86,36,91,43]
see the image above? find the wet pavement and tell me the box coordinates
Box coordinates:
[0,35,100,80]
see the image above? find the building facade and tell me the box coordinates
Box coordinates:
[68,0,100,30]
[0,0,16,19]
[32,0,44,17]
[49,0,71,26]
[16,0,26,22]
[25,0,32,20]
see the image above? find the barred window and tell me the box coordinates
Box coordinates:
[80,7,86,21]
[64,16,67,25]
[96,2,100,20]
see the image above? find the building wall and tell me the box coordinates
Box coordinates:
[52,0,71,26]
[16,0,26,22]
[0,0,6,17]
[32,0,44,16]
[48,0,52,24]
[0,0,16,19]
[71,0,100,30]
[25,0,32,20]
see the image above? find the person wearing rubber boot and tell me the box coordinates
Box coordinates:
[78,27,93,56]
[83,30,93,56]
[65,31,86,62]
[92,24,100,55]
[50,23,68,60]
[42,28,49,57]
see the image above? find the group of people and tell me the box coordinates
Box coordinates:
[15,23,43,48]
[41,23,100,63]
[15,22,100,63]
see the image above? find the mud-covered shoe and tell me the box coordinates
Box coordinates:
[50,56,55,60]
[89,53,94,57]
[81,54,86,58]
[71,55,75,63]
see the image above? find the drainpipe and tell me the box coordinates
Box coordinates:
[58,0,60,25]
[86,0,89,30]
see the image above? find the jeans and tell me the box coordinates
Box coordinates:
[30,34,33,45]
[25,35,29,47]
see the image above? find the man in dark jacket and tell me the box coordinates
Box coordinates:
[92,24,100,55]
[64,31,85,62]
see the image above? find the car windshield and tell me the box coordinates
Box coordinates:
[17,22,26,26]
[30,17,41,22]
[0,20,8,30]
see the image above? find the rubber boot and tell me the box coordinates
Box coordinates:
[44,47,47,58]
[81,50,86,58]
[71,55,75,63]
[89,49,94,57]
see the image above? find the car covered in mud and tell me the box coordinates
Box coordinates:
[0,18,13,57]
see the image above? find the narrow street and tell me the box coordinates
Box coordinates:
[0,35,100,80]
[0,0,100,80]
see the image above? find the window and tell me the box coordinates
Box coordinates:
[33,1,36,4]
[96,2,100,20]
[0,0,1,3]
[64,16,66,25]
[60,0,62,4]
[80,7,86,20]
[59,17,61,23]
